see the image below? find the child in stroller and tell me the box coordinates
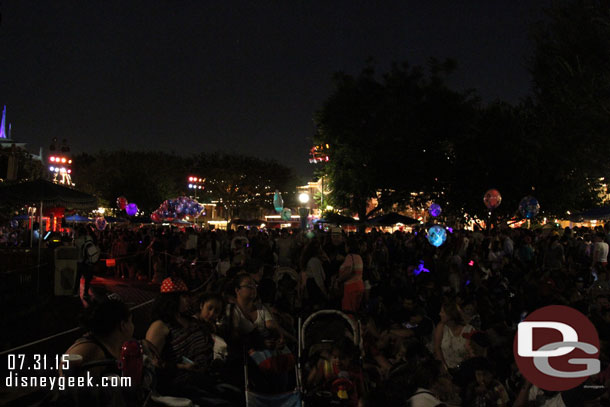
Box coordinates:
[306,340,365,406]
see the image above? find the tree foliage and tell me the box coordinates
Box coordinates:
[314,60,478,221]
[529,0,610,213]
[72,150,299,217]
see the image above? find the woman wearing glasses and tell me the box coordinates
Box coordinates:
[226,272,283,350]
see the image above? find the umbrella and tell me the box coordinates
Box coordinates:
[0,179,97,209]
[313,213,360,225]
[368,212,419,226]
[65,214,93,223]
[10,214,30,221]
[104,216,129,223]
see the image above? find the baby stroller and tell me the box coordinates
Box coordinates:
[298,310,365,407]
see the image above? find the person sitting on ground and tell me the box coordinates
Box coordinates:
[194,292,228,361]
[145,277,224,403]
[64,298,135,376]
[225,273,284,352]
[59,298,141,406]
[433,300,474,373]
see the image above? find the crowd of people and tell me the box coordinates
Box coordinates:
[47,223,610,406]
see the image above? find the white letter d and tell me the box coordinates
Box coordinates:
[518,321,577,357]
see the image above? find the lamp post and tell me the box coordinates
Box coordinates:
[298,192,310,231]
[309,144,330,211]
[188,176,205,200]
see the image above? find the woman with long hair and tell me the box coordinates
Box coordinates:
[335,237,365,314]
[300,238,329,309]
[433,300,474,372]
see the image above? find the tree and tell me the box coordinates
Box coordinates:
[192,152,300,220]
[72,151,187,212]
[529,0,610,213]
[314,60,478,222]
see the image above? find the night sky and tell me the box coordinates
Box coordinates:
[0,1,548,177]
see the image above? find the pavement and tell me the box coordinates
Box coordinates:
[0,274,161,406]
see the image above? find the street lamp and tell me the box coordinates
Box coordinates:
[298,192,310,205]
[298,192,310,230]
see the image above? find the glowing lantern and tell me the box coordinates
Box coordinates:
[483,189,502,209]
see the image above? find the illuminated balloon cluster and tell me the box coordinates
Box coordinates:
[427,225,447,247]
[152,196,205,222]
[429,203,442,217]
[519,196,540,219]
[95,217,108,231]
[116,196,138,216]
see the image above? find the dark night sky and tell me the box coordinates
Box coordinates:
[0,1,548,177]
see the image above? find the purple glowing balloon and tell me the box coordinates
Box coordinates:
[126,203,138,216]
[429,203,442,217]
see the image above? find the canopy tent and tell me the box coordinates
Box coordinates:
[368,212,419,226]
[313,212,361,225]
[0,179,97,292]
[64,214,93,223]
[231,218,265,226]
[0,179,97,210]
[104,216,129,223]
[569,206,610,221]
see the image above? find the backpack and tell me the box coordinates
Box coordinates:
[83,240,100,264]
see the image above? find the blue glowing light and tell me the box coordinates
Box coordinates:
[429,203,442,217]
[427,225,447,247]
[413,260,430,276]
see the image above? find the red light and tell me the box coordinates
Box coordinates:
[68,169,72,174]
[68,160,72,164]
[50,157,55,162]
[61,158,66,163]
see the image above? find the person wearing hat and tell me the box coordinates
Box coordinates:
[145,277,221,402]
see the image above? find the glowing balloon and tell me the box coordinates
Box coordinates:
[483,189,502,209]
[519,196,540,219]
[429,203,442,217]
[281,208,292,221]
[95,217,107,231]
[427,225,447,247]
[273,190,284,213]
[117,196,128,210]
[126,203,138,216]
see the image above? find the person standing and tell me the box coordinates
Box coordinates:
[73,227,97,299]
